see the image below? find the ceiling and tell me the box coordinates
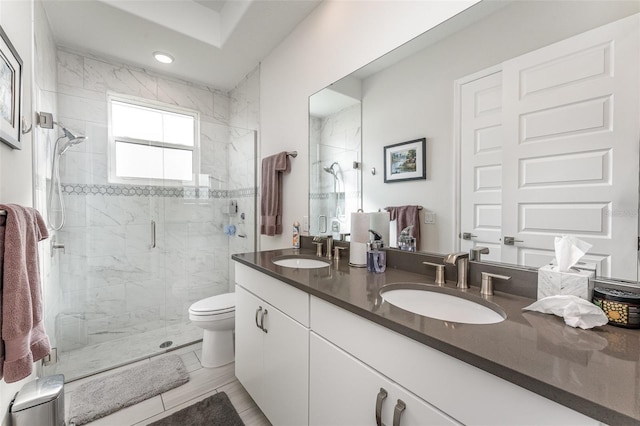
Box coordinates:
[41,0,322,91]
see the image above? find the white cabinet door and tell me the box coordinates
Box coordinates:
[235,284,310,426]
[235,285,265,403]
[310,332,460,426]
[459,69,504,262]
[261,300,309,426]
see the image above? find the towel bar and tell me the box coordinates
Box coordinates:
[0,210,5,216]
[384,206,423,211]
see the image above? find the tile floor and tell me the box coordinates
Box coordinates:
[65,342,271,426]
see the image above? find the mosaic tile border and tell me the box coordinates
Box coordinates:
[61,183,256,199]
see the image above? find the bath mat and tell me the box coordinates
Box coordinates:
[149,392,244,426]
[68,354,189,425]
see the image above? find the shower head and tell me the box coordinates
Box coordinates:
[323,162,339,176]
[58,126,87,155]
[62,127,86,143]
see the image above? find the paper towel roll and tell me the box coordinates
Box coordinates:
[350,212,370,243]
[350,212,370,266]
[349,242,368,267]
[369,212,390,247]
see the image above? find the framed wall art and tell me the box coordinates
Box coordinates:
[383,138,426,183]
[0,25,23,150]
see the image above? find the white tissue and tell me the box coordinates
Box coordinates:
[555,235,592,272]
[523,295,608,329]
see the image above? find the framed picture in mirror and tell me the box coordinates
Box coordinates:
[0,25,23,150]
[384,138,426,183]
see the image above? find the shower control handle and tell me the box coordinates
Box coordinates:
[51,238,65,256]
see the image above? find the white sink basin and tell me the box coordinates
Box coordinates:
[272,256,331,269]
[380,284,505,324]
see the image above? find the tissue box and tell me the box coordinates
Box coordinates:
[537,264,595,301]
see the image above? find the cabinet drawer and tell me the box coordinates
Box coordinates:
[235,262,309,327]
[311,296,597,425]
[310,332,459,426]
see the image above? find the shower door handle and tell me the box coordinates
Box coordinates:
[151,220,156,249]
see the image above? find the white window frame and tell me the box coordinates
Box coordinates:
[107,92,200,186]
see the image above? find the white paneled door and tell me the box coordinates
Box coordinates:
[459,14,640,280]
[459,69,504,262]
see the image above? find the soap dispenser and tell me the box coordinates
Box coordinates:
[367,230,386,273]
[398,225,416,252]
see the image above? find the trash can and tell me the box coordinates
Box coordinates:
[10,374,65,426]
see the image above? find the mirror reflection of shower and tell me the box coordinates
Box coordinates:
[48,125,88,230]
[323,161,343,193]
[323,161,346,230]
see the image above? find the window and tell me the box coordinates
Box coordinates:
[108,94,199,185]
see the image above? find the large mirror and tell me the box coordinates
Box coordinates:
[309,0,640,282]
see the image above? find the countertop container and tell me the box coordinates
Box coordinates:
[593,287,640,328]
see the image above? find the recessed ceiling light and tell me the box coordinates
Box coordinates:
[153,52,174,64]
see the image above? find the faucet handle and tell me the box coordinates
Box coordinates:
[480,272,511,296]
[422,262,445,286]
[312,241,324,257]
[334,246,346,260]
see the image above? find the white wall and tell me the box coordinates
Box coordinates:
[0,0,37,421]
[259,0,479,249]
[0,0,34,206]
[361,0,640,253]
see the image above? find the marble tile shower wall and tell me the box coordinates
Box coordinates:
[309,104,361,236]
[50,48,258,351]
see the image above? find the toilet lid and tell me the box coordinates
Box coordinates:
[190,293,235,314]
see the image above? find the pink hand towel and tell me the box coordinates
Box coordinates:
[387,205,421,250]
[0,204,51,383]
[260,152,291,236]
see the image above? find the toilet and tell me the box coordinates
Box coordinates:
[188,292,235,368]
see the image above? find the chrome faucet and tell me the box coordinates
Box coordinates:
[444,252,469,289]
[470,246,490,261]
[326,236,333,259]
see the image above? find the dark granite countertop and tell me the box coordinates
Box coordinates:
[232,248,640,425]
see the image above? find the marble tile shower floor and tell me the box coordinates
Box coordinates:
[64,343,271,426]
[46,322,203,382]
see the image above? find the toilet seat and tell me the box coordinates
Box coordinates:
[189,293,235,316]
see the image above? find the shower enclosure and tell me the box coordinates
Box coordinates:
[33,2,259,381]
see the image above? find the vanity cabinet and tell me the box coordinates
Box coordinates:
[310,296,598,425]
[310,332,460,426]
[234,262,599,425]
[235,264,309,426]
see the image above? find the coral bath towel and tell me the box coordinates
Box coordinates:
[0,204,51,383]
